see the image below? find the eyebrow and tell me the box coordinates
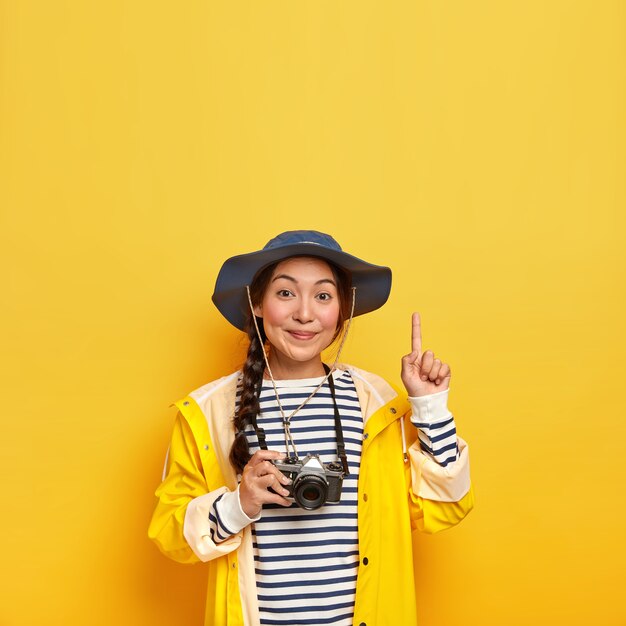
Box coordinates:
[271,274,337,287]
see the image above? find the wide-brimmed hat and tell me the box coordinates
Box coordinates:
[212,230,392,330]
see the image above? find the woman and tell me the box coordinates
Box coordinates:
[149,230,474,626]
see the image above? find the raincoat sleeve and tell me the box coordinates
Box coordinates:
[148,412,244,564]
[404,389,475,534]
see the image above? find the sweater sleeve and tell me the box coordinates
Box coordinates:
[408,388,459,467]
[209,487,260,543]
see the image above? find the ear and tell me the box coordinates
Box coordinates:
[253,303,263,318]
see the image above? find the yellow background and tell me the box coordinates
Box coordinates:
[1,1,625,624]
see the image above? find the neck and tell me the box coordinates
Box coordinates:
[264,351,326,380]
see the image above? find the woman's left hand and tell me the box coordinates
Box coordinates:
[401,312,451,397]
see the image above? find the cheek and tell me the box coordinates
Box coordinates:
[320,304,341,330]
[261,300,291,332]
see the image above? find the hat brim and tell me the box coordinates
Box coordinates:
[212,242,392,330]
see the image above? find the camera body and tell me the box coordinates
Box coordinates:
[272,453,344,510]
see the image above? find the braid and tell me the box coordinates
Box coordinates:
[229,316,266,473]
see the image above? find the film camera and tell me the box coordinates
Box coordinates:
[272,453,344,510]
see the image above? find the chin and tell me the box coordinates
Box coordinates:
[284,348,323,363]
[274,340,327,363]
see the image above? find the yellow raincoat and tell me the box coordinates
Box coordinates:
[148,365,474,626]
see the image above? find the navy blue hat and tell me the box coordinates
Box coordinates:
[212,230,392,330]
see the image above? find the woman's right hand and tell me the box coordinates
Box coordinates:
[239,450,292,518]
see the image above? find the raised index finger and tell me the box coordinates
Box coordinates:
[411,312,422,356]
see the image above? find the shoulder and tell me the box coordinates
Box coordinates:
[174,371,240,447]
[185,370,241,407]
[337,363,403,406]
[339,363,389,387]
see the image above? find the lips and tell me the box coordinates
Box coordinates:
[287,331,317,340]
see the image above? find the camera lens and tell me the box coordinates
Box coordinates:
[293,474,328,510]
[301,486,320,502]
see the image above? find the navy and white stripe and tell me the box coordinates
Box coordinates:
[410,390,460,467]
[208,493,238,542]
[243,369,362,626]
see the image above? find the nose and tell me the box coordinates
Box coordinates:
[293,297,314,324]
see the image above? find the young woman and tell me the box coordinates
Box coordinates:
[149,230,474,626]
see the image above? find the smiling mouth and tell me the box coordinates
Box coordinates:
[287,331,317,340]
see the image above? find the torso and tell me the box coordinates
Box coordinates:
[238,368,363,626]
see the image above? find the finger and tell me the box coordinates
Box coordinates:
[246,459,286,484]
[255,460,292,485]
[254,460,276,477]
[241,478,291,510]
[428,359,442,381]
[420,350,434,380]
[411,312,422,356]
[401,350,419,367]
[257,473,291,497]
[436,363,451,385]
[247,449,285,467]
[264,492,292,507]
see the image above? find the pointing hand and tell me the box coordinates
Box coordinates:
[401,312,451,397]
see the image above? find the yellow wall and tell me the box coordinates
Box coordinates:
[1,1,624,624]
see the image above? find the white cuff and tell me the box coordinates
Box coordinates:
[409,388,451,424]
[216,486,261,534]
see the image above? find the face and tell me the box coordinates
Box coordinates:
[254,257,341,369]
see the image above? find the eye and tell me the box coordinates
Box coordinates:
[277,289,294,297]
[317,292,333,302]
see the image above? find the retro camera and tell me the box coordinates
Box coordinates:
[272,454,344,510]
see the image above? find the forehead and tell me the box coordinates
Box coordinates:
[271,256,335,279]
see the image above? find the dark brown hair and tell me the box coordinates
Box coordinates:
[229,257,352,473]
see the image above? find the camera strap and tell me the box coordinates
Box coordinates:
[324,363,350,476]
[248,363,350,476]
